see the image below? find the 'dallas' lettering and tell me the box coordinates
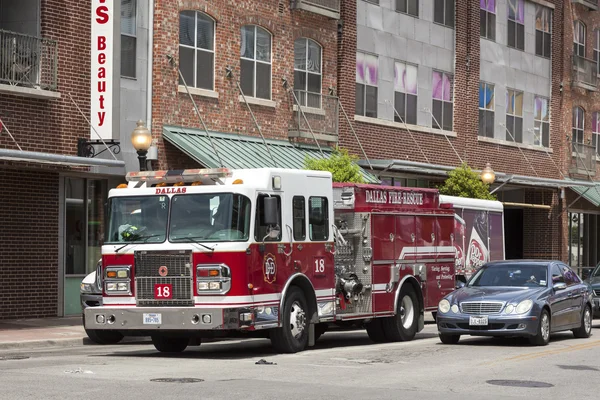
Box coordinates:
[365,190,424,206]
[155,187,187,194]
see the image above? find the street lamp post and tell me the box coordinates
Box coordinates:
[131,120,152,171]
[480,162,496,185]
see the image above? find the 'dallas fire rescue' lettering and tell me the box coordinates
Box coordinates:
[155,187,187,194]
[365,190,424,206]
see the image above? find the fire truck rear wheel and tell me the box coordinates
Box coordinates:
[270,286,309,353]
[151,335,190,353]
[84,329,124,345]
[382,285,419,342]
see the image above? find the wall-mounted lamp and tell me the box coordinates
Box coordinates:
[131,120,152,171]
[481,162,496,184]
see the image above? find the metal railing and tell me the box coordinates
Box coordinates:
[570,141,596,177]
[571,0,599,10]
[289,90,339,143]
[0,29,58,91]
[292,0,340,17]
[572,55,598,90]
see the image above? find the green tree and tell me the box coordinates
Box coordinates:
[304,147,365,183]
[438,163,496,200]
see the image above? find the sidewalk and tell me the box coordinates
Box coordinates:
[0,316,148,351]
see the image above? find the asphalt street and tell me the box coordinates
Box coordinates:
[1,322,600,400]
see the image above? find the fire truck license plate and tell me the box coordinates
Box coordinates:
[469,316,488,326]
[143,313,162,325]
[154,284,173,299]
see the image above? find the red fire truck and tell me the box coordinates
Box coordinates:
[84,168,457,353]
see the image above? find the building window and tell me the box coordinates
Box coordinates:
[480,0,496,41]
[534,96,549,148]
[573,107,585,151]
[432,71,453,131]
[121,0,136,78]
[507,0,524,50]
[434,0,454,28]
[535,6,551,58]
[393,62,417,125]
[593,112,600,156]
[505,89,523,143]
[179,11,215,90]
[594,30,600,75]
[396,0,418,17]
[356,52,378,118]
[479,82,495,138]
[574,21,586,58]
[241,25,272,99]
[294,38,322,108]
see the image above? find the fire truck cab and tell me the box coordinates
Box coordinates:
[84,167,457,353]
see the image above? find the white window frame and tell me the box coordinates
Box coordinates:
[355,52,378,118]
[121,0,137,78]
[480,0,496,41]
[533,96,550,148]
[179,11,216,91]
[507,0,525,51]
[574,21,586,58]
[396,0,418,17]
[434,0,455,28]
[394,61,418,125]
[432,70,453,131]
[479,82,495,138]
[240,25,272,100]
[534,5,552,59]
[505,89,523,143]
[573,106,585,147]
[294,38,322,109]
[595,30,600,75]
[593,112,600,156]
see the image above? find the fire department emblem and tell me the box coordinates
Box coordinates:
[263,253,277,284]
[158,265,168,277]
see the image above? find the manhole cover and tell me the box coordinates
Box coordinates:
[487,380,553,388]
[0,356,30,361]
[558,365,598,371]
[150,378,204,383]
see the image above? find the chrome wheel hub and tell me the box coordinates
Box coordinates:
[400,296,415,330]
[584,308,592,334]
[290,301,306,339]
[541,313,550,341]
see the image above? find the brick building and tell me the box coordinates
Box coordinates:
[336,0,600,267]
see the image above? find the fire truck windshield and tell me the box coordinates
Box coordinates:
[169,193,251,242]
[106,196,170,243]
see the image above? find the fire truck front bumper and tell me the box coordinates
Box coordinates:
[84,306,259,331]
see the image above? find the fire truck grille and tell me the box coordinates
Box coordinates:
[134,250,193,307]
[460,302,504,315]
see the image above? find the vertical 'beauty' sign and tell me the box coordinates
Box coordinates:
[91,0,113,139]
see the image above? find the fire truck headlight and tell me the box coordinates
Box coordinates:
[80,283,93,293]
[209,282,221,290]
[106,283,118,291]
[198,282,209,291]
[117,282,129,291]
[439,299,451,314]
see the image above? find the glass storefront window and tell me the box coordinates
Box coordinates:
[65,178,86,275]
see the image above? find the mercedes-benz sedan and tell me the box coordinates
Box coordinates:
[436,260,594,346]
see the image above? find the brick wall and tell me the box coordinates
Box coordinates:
[0,167,59,319]
[151,0,339,170]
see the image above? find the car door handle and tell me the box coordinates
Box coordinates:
[567,293,574,298]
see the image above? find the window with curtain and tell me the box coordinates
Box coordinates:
[505,89,523,143]
[507,0,524,50]
[432,71,453,131]
[480,0,496,41]
[240,25,272,100]
[294,38,322,108]
[574,21,586,58]
[533,96,549,148]
[394,61,417,125]
[179,11,215,90]
[535,5,551,58]
[478,82,495,138]
[355,52,378,118]
[121,0,136,78]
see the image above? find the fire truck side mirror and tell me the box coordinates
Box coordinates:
[264,197,279,226]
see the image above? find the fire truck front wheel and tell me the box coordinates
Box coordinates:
[84,329,124,345]
[151,335,190,353]
[383,285,419,342]
[270,287,309,353]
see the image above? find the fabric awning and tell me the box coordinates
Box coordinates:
[163,125,379,183]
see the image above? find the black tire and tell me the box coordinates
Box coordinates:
[382,285,419,341]
[314,323,327,342]
[529,309,551,346]
[84,329,124,345]
[439,333,460,344]
[151,335,189,353]
[270,287,309,353]
[573,305,593,338]
[365,318,388,343]
[432,312,437,322]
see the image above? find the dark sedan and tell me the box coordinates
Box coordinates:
[584,263,600,318]
[436,260,594,346]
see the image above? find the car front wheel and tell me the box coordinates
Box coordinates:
[573,305,592,338]
[529,309,550,346]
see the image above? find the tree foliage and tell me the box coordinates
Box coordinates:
[304,147,365,183]
[438,163,496,200]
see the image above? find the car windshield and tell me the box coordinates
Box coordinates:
[468,264,548,288]
[591,264,600,278]
[169,193,251,242]
[106,196,169,243]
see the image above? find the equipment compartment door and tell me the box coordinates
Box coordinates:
[434,215,456,305]
[372,214,396,313]
[416,216,437,309]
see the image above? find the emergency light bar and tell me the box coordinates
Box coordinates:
[126,168,232,185]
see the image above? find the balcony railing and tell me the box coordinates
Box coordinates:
[291,0,340,19]
[571,0,598,10]
[289,90,339,143]
[0,29,58,91]
[570,141,596,177]
[572,55,598,91]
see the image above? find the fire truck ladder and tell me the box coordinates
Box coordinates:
[225,66,278,168]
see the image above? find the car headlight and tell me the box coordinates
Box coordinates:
[439,299,451,314]
[515,299,533,314]
[80,283,93,293]
[451,304,459,313]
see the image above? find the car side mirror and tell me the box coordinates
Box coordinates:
[455,280,466,289]
[553,282,567,291]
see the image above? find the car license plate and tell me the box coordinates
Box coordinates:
[143,313,161,325]
[469,315,488,326]
[154,283,173,299]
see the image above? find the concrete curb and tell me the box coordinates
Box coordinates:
[0,336,151,351]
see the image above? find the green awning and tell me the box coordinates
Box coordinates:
[163,126,379,183]
[570,183,600,207]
